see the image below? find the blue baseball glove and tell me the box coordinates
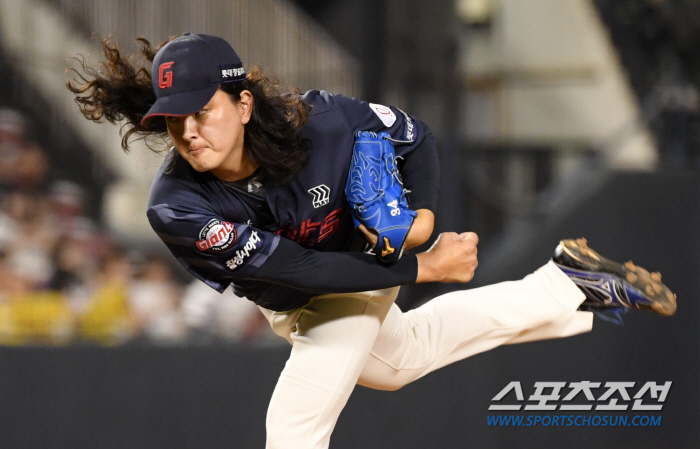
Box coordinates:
[345,131,416,263]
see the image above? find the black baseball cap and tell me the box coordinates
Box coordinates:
[141,33,246,125]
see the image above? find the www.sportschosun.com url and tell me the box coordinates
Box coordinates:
[487,414,662,427]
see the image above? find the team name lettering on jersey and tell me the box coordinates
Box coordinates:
[276,208,343,247]
[226,230,261,270]
[196,219,237,252]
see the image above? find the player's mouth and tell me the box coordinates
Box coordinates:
[188,147,208,157]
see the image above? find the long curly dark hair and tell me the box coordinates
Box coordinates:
[68,37,312,183]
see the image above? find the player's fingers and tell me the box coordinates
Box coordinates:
[464,258,478,282]
[358,224,379,245]
[437,231,459,241]
[459,232,479,245]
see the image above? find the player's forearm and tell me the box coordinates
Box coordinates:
[404,209,434,250]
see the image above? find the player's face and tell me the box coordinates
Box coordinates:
[165,88,255,180]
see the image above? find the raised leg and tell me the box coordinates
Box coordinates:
[358,261,592,391]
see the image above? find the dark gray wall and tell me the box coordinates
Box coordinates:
[292,0,461,134]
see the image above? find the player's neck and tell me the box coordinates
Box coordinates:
[211,148,258,182]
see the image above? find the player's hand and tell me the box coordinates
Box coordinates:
[358,209,434,250]
[415,232,479,283]
[358,223,379,247]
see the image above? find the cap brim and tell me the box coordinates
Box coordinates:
[141,84,219,126]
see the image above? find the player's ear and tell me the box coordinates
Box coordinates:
[238,89,253,125]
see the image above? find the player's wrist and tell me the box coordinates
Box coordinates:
[415,251,441,283]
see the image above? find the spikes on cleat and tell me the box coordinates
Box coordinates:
[645,285,655,297]
[553,239,677,318]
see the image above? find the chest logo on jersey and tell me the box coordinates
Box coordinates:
[276,208,343,247]
[196,219,236,252]
[308,184,331,208]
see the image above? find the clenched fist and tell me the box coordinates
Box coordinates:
[415,232,479,283]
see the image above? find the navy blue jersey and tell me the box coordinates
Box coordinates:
[147,90,438,311]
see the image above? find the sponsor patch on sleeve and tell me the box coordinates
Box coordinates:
[225,230,263,270]
[396,108,415,141]
[369,103,397,127]
[196,219,237,252]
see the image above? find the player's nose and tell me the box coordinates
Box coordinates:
[182,115,199,140]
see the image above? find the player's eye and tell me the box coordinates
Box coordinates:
[195,109,208,117]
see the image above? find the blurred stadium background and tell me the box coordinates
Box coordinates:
[0,0,697,448]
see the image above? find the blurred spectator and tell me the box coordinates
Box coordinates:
[130,256,186,343]
[0,290,73,346]
[0,107,275,346]
[2,191,56,289]
[0,198,18,254]
[0,250,30,302]
[0,108,25,142]
[49,180,86,228]
[47,236,94,313]
[1,244,73,346]
[181,279,277,345]
[0,108,26,196]
[0,109,49,194]
[12,142,49,193]
[78,250,137,345]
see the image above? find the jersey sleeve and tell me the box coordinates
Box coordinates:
[147,203,280,293]
[333,94,440,212]
[147,202,419,305]
[253,237,418,295]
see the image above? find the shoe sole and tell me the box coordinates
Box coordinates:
[559,238,677,316]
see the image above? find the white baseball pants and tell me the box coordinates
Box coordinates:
[259,261,593,449]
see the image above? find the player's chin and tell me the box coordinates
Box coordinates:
[189,162,211,172]
[183,154,216,172]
